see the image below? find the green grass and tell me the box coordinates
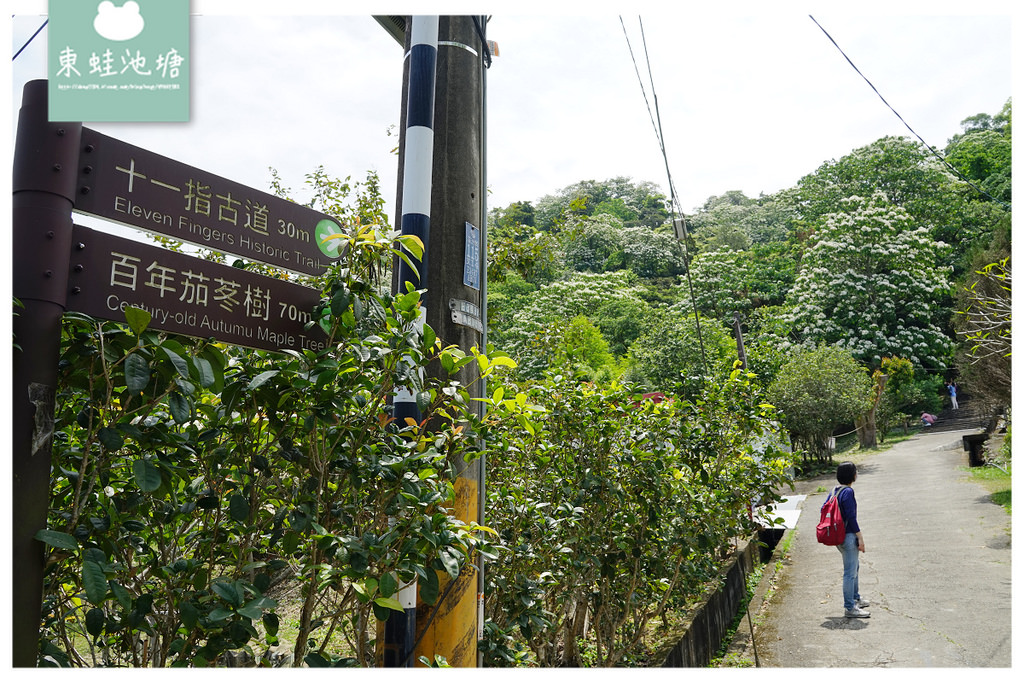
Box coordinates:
[969,464,1012,515]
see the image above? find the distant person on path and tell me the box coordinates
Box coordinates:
[920,412,937,427]
[824,461,870,618]
[947,382,959,410]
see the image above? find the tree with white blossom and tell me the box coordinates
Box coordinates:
[786,191,953,372]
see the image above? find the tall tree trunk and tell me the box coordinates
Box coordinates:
[857,373,888,449]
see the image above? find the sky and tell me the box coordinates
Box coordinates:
[8,1,1015,228]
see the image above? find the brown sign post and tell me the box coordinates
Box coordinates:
[11,79,344,665]
[74,128,346,276]
[67,225,329,353]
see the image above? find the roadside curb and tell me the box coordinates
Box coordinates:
[719,526,796,665]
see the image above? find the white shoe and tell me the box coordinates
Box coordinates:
[845,606,870,618]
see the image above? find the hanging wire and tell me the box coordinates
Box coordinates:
[471,15,492,68]
[809,15,1010,211]
[621,16,710,376]
[13,18,47,61]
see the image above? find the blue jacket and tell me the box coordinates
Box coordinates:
[822,486,860,534]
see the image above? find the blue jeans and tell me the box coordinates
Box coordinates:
[837,532,861,610]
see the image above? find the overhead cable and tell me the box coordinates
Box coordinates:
[621,16,710,376]
[13,18,47,61]
[809,15,1010,210]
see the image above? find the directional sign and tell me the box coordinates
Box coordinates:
[67,225,330,353]
[73,127,346,275]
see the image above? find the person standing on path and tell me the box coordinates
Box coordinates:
[824,461,870,618]
[947,382,959,410]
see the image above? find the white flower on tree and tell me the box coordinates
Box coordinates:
[786,192,953,370]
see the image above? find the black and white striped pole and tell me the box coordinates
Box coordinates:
[383,14,438,668]
[393,14,437,427]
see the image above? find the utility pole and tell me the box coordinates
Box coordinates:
[412,16,487,666]
[384,15,489,667]
[732,312,748,370]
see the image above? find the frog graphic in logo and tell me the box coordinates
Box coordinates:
[93,1,145,41]
[315,219,345,259]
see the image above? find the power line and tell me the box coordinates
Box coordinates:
[620,16,710,377]
[13,18,47,62]
[809,15,1011,211]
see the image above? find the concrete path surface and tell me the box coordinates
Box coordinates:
[750,429,1012,667]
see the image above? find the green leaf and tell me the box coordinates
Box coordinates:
[228,493,250,523]
[419,570,440,605]
[123,306,151,336]
[330,289,351,316]
[82,560,108,605]
[281,531,300,554]
[83,547,106,565]
[180,601,200,630]
[110,581,132,610]
[211,580,242,607]
[248,595,277,610]
[124,353,150,395]
[372,602,391,621]
[237,604,263,620]
[248,370,279,391]
[168,393,191,424]
[440,352,455,374]
[97,426,124,451]
[208,607,233,622]
[194,356,217,389]
[373,596,405,612]
[34,529,78,551]
[438,549,460,579]
[395,233,424,259]
[159,345,192,380]
[353,578,378,602]
[415,391,431,413]
[379,572,398,599]
[304,652,331,667]
[133,458,161,492]
[262,612,280,637]
[85,607,105,637]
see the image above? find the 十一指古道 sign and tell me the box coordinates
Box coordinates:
[74,128,346,275]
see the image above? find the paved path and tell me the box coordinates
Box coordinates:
[751,429,1012,667]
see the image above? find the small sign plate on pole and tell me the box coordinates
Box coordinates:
[463,221,480,290]
[67,225,330,353]
[74,128,346,275]
[449,298,483,333]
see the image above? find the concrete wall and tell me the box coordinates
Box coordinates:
[658,539,758,667]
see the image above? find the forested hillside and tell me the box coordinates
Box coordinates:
[486,99,1011,449]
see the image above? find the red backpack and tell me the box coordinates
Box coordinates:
[816,486,847,545]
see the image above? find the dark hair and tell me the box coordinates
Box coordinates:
[836,461,857,485]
